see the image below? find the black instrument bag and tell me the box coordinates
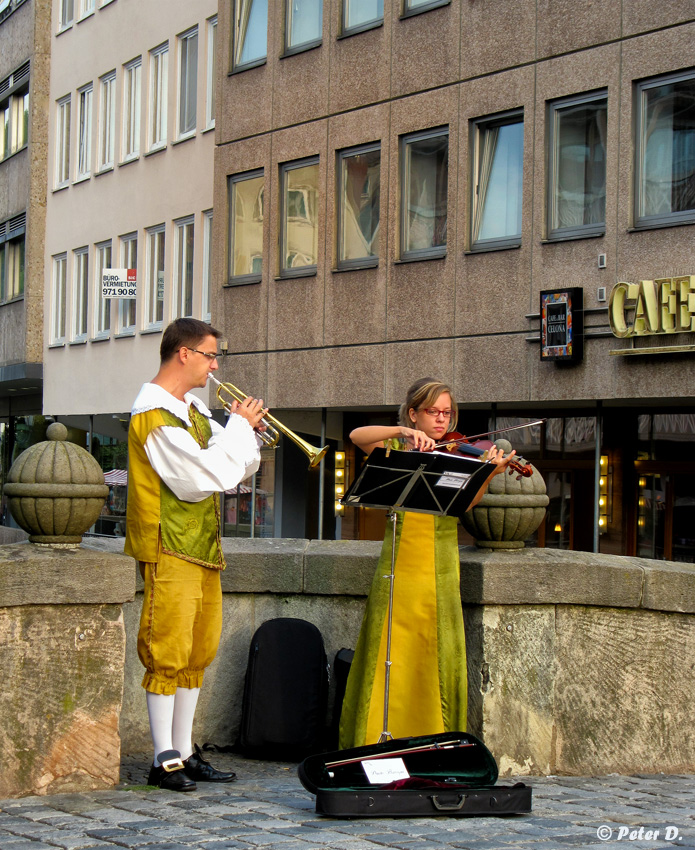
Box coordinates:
[239,617,328,759]
[298,731,532,818]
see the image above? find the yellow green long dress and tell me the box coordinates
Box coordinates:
[338,502,467,749]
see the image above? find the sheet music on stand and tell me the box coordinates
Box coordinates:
[342,447,495,520]
[340,447,496,743]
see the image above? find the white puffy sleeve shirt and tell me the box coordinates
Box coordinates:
[132,383,262,503]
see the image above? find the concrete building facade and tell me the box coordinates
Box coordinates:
[213,1,695,556]
[0,0,51,510]
[39,0,219,533]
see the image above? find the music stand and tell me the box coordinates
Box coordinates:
[342,448,496,742]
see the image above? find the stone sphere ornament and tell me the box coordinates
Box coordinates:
[5,422,109,545]
[460,439,549,549]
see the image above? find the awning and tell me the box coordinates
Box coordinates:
[104,469,128,486]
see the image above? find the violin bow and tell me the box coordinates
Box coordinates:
[435,418,546,449]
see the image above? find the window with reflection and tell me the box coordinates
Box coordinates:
[52,253,67,344]
[55,95,71,187]
[98,72,115,171]
[73,247,89,341]
[228,170,264,283]
[0,63,29,162]
[401,128,448,259]
[119,233,137,333]
[174,216,194,318]
[203,210,212,321]
[122,58,141,161]
[337,143,380,268]
[280,158,319,276]
[402,0,449,15]
[94,241,111,338]
[343,0,383,33]
[76,84,93,180]
[0,230,25,303]
[149,44,168,150]
[146,225,165,328]
[233,0,268,70]
[636,71,695,228]
[178,28,198,138]
[286,0,322,52]
[548,92,606,239]
[471,112,523,250]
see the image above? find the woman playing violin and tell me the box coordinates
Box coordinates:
[338,377,515,749]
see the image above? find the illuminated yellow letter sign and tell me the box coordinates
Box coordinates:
[608,276,695,338]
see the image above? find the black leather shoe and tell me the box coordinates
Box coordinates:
[147,749,197,792]
[184,744,236,783]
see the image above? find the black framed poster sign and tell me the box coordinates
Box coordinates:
[540,287,584,362]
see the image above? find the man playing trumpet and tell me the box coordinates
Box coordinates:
[125,317,266,791]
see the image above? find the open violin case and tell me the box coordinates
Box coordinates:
[298,732,532,818]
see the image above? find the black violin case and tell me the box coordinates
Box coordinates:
[298,731,532,818]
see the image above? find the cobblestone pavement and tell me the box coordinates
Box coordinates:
[1,753,694,850]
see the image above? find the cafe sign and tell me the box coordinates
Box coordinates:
[609,276,695,338]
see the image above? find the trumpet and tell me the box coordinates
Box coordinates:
[208,373,329,468]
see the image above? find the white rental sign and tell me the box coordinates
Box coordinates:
[102,268,136,298]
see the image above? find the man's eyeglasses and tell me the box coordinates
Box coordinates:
[187,348,220,361]
[421,408,454,419]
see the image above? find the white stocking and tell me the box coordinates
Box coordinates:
[172,686,201,761]
[146,691,175,766]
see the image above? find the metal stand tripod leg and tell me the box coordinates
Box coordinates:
[378,510,397,744]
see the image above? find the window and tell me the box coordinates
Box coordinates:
[470,111,524,250]
[174,217,194,317]
[547,92,607,240]
[285,0,322,53]
[636,71,695,229]
[94,241,111,337]
[145,225,165,328]
[51,254,67,344]
[149,44,168,150]
[206,18,216,128]
[178,28,198,138]
[119,233,137,332]
[202,210,213,321]
[73,247,88,341]
[122,58,141,161]
[76,84,93,179]
[228,169,264,283]
[59,0,73,30]
[401,128,448,259]
[402,0,449,16]
[280,158,319,277]
[98,71,115,170]
[0,62,29,161]
[0,214,25,303]
[337,144,380,267]
[77,0,94,19]
[55,95,71,187]
[233,0,267,70]
[342,0,383,35]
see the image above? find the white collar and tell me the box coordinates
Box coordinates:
[131,382,212,426]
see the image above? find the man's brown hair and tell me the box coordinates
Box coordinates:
[160,318,222,363]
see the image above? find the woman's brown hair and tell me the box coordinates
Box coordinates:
[397,377,459,433]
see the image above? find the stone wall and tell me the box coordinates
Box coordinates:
[0,543,135,797]
[84,538,695,777]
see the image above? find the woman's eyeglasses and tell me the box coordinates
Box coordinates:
[421,408,453,419]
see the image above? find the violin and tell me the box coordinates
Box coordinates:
[433,431,535,480]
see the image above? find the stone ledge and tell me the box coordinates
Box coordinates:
[0,543,136,607]
[221,537,308,593]
[78,537,695,614]
[304,539,383,595]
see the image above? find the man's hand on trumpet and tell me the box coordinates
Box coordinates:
[230,395,268,432]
